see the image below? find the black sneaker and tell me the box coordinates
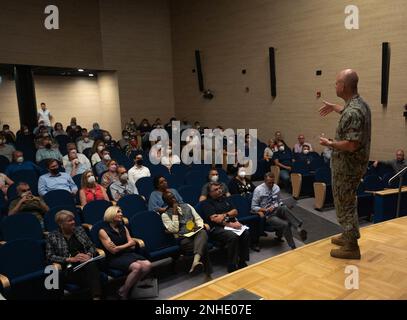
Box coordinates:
[250,245,261,252]
[299,229,308,241]
[238,262,248,269]
[227,264,237,273]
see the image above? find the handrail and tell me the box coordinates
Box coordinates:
[389,166,407,184]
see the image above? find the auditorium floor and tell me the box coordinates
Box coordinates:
[172,216,407,300]
[143,190,372,300]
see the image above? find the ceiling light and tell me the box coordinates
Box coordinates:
[78,69,84,72]
[89,73,94,77]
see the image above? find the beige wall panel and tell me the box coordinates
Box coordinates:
[99,0,175,127]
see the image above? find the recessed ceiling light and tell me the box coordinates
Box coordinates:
[78,68,84,72]
[89,73,94,77]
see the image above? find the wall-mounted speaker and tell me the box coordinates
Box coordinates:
[195,50,204,92]
[269,47,277,97]
[381,42,390,105]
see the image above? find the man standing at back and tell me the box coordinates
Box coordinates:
[37,102,52,127]
[319,69,371,260]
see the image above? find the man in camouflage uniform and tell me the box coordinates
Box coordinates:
[319,69,371,259]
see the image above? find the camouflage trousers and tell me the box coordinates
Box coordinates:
[332,172,362,240]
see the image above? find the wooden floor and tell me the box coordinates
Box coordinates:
[171,217,407,300]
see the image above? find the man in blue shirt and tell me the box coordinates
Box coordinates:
[251,172,307,249]
[5,151,43,176]
[38,159,78,196]
[148,175,183,213]
[273,141,293,190]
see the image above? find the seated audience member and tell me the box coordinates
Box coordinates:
[53,122,67,138]
[322,139,333,165]
[138,119,152,149]
[77,129,94,153]
[6,150,42,176]
[99,206,152,300]
[102,131,117,149]
[164,117,177,136]
[193,121,203,135]
[148,176,183,214]
[199,169,231,202]
[128,154,151,187]
[295,144,313,165]
[16,125,35,142]
[126,118,138,133]
[8,182,49,219]
[36,136,63,163]
[251,173,307,250]
[0,172,13,196]
[274,131,289,149]
[293,134,313,154]
[200,182,250,273]
[0,134,16,161]
[273,140,293,188]
[228,165,255,197]
[79,170,109,206]
[89,123,105,141]
[118,130,131,150]
[160,146,181,170]
[152,118,163,129]
[63,143,91,176]
[264,139,276,162]
[34,119,53,137]
[162,191,212,275]
[101,160,119,188]
[125,136,143,157]
[180,120,192,131]
[94,149,111,177]
[373,149,406,173]
[109,166,138,201]
[45,210,102,300]
[66,117,82,142]
[91,140,106,166]
[1,124,16,144]
[38,159,78,196]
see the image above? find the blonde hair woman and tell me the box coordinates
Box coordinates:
[99,206,152,299]
[79,170,109,206]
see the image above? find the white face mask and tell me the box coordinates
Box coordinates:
[103,154,111,161]
[210,175,219,182]
[238,169,246,178]
[120,173,128,182]
[84,137,89,143]
[97,145,104,152]
[87,176,96,184]
[104,136,111,141]
[16,157,24,163]
[279,146,285,151]
[303,150,309,155]
[124,135,129,140]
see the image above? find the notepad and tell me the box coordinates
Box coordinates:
[73,254,104,272]
[182,227,203,238]
[224,224,249,236]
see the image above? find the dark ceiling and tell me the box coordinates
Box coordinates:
[0,63,100,78]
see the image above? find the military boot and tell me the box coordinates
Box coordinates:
[331,233,346,246]
[330,238,361,260]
